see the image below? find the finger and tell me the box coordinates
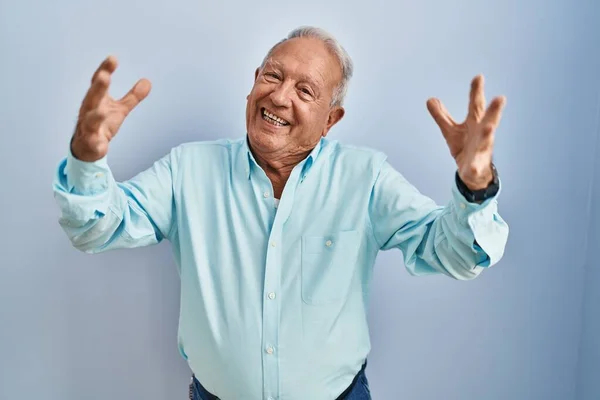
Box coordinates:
[118,78,152,114]
[478,123,495,152]
[91,55,118,84]
[467,74,486,121]
[426,98,455,132]
[481,95,506,129]
[82,70,111,112]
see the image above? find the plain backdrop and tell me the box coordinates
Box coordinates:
[1,0,599,399]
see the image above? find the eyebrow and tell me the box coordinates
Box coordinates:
[264,59,323,89]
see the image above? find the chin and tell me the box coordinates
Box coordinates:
[248,114,289,151]
[248,129,282,153]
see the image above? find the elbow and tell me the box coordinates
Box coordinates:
[447,264,485,281]
[449,249,494,281]
[432,239,490,281]
[406,249,486,280]
[59,222,102,254]
[69,237,103,254]
[57,214,116,254]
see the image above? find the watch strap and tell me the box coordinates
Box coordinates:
[455,164,499,203]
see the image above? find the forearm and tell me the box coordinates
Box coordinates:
[52,150,170,253]
[406,183,508,280]
[370,160,509,280]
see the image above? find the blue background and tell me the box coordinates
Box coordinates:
[1,0,599,398]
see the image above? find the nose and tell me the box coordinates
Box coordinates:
[269,82,293,108]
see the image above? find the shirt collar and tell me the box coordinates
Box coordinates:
[243,136,258,179]
[242,135,325,181]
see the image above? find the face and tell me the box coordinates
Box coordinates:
[245,37,345,157]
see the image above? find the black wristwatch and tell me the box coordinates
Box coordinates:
[455,164,500,203]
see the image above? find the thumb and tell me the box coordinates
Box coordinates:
[118,78,152,114]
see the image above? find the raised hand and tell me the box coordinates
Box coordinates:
[70,56,151,162]
[426,75,506,190]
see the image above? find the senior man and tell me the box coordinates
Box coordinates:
[53,26,509,400]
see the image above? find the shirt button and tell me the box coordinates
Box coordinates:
[268,292,276,300]
[325,240,333,247]
[271,241,276,247]
[460,203,467,209]
[94,172,104,178]
[263,191,270,198]
[266,346,274,354]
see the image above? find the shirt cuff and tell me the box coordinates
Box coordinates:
[64,147,111,195]
[451,178,505,267]
[451,178,501,221]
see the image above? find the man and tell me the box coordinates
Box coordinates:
[53,26,509,400]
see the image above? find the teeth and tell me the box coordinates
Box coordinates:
[262,109,288,126]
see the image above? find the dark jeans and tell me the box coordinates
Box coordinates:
[189,362,371,400]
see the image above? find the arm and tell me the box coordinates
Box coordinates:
[371,73,510,279]
[368,160,508,280]
[52,147,176,253]
[52,55,169,253]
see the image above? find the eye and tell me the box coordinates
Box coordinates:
[264,72,281,81]
[299,87,314,99]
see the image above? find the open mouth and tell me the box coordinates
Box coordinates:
[261,108,290,127]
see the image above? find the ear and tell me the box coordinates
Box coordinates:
[247,67,261,100]
[322,106,345,137]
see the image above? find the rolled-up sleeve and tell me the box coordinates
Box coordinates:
[368,160,509,280]
[52,146,177,254]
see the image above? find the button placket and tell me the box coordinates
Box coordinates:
[260,164,305,400]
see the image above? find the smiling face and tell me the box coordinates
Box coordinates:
[245,37,345,158]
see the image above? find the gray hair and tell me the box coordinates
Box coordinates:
[260,26,354,107]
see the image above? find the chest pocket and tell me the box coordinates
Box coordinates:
[301,230,361,305]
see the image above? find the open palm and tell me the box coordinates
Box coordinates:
[71,56,151,162]
[426,75,506,190]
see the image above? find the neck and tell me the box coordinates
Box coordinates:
[249,141,315,199]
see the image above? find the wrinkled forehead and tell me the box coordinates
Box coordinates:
[263,38,342,89]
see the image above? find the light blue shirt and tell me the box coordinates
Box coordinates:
[52,136,509,400]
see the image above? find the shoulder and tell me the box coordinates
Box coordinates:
[166,137,245,165]
[320,138,388,177]
[171,137,244,157]
[323,138,387,161]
